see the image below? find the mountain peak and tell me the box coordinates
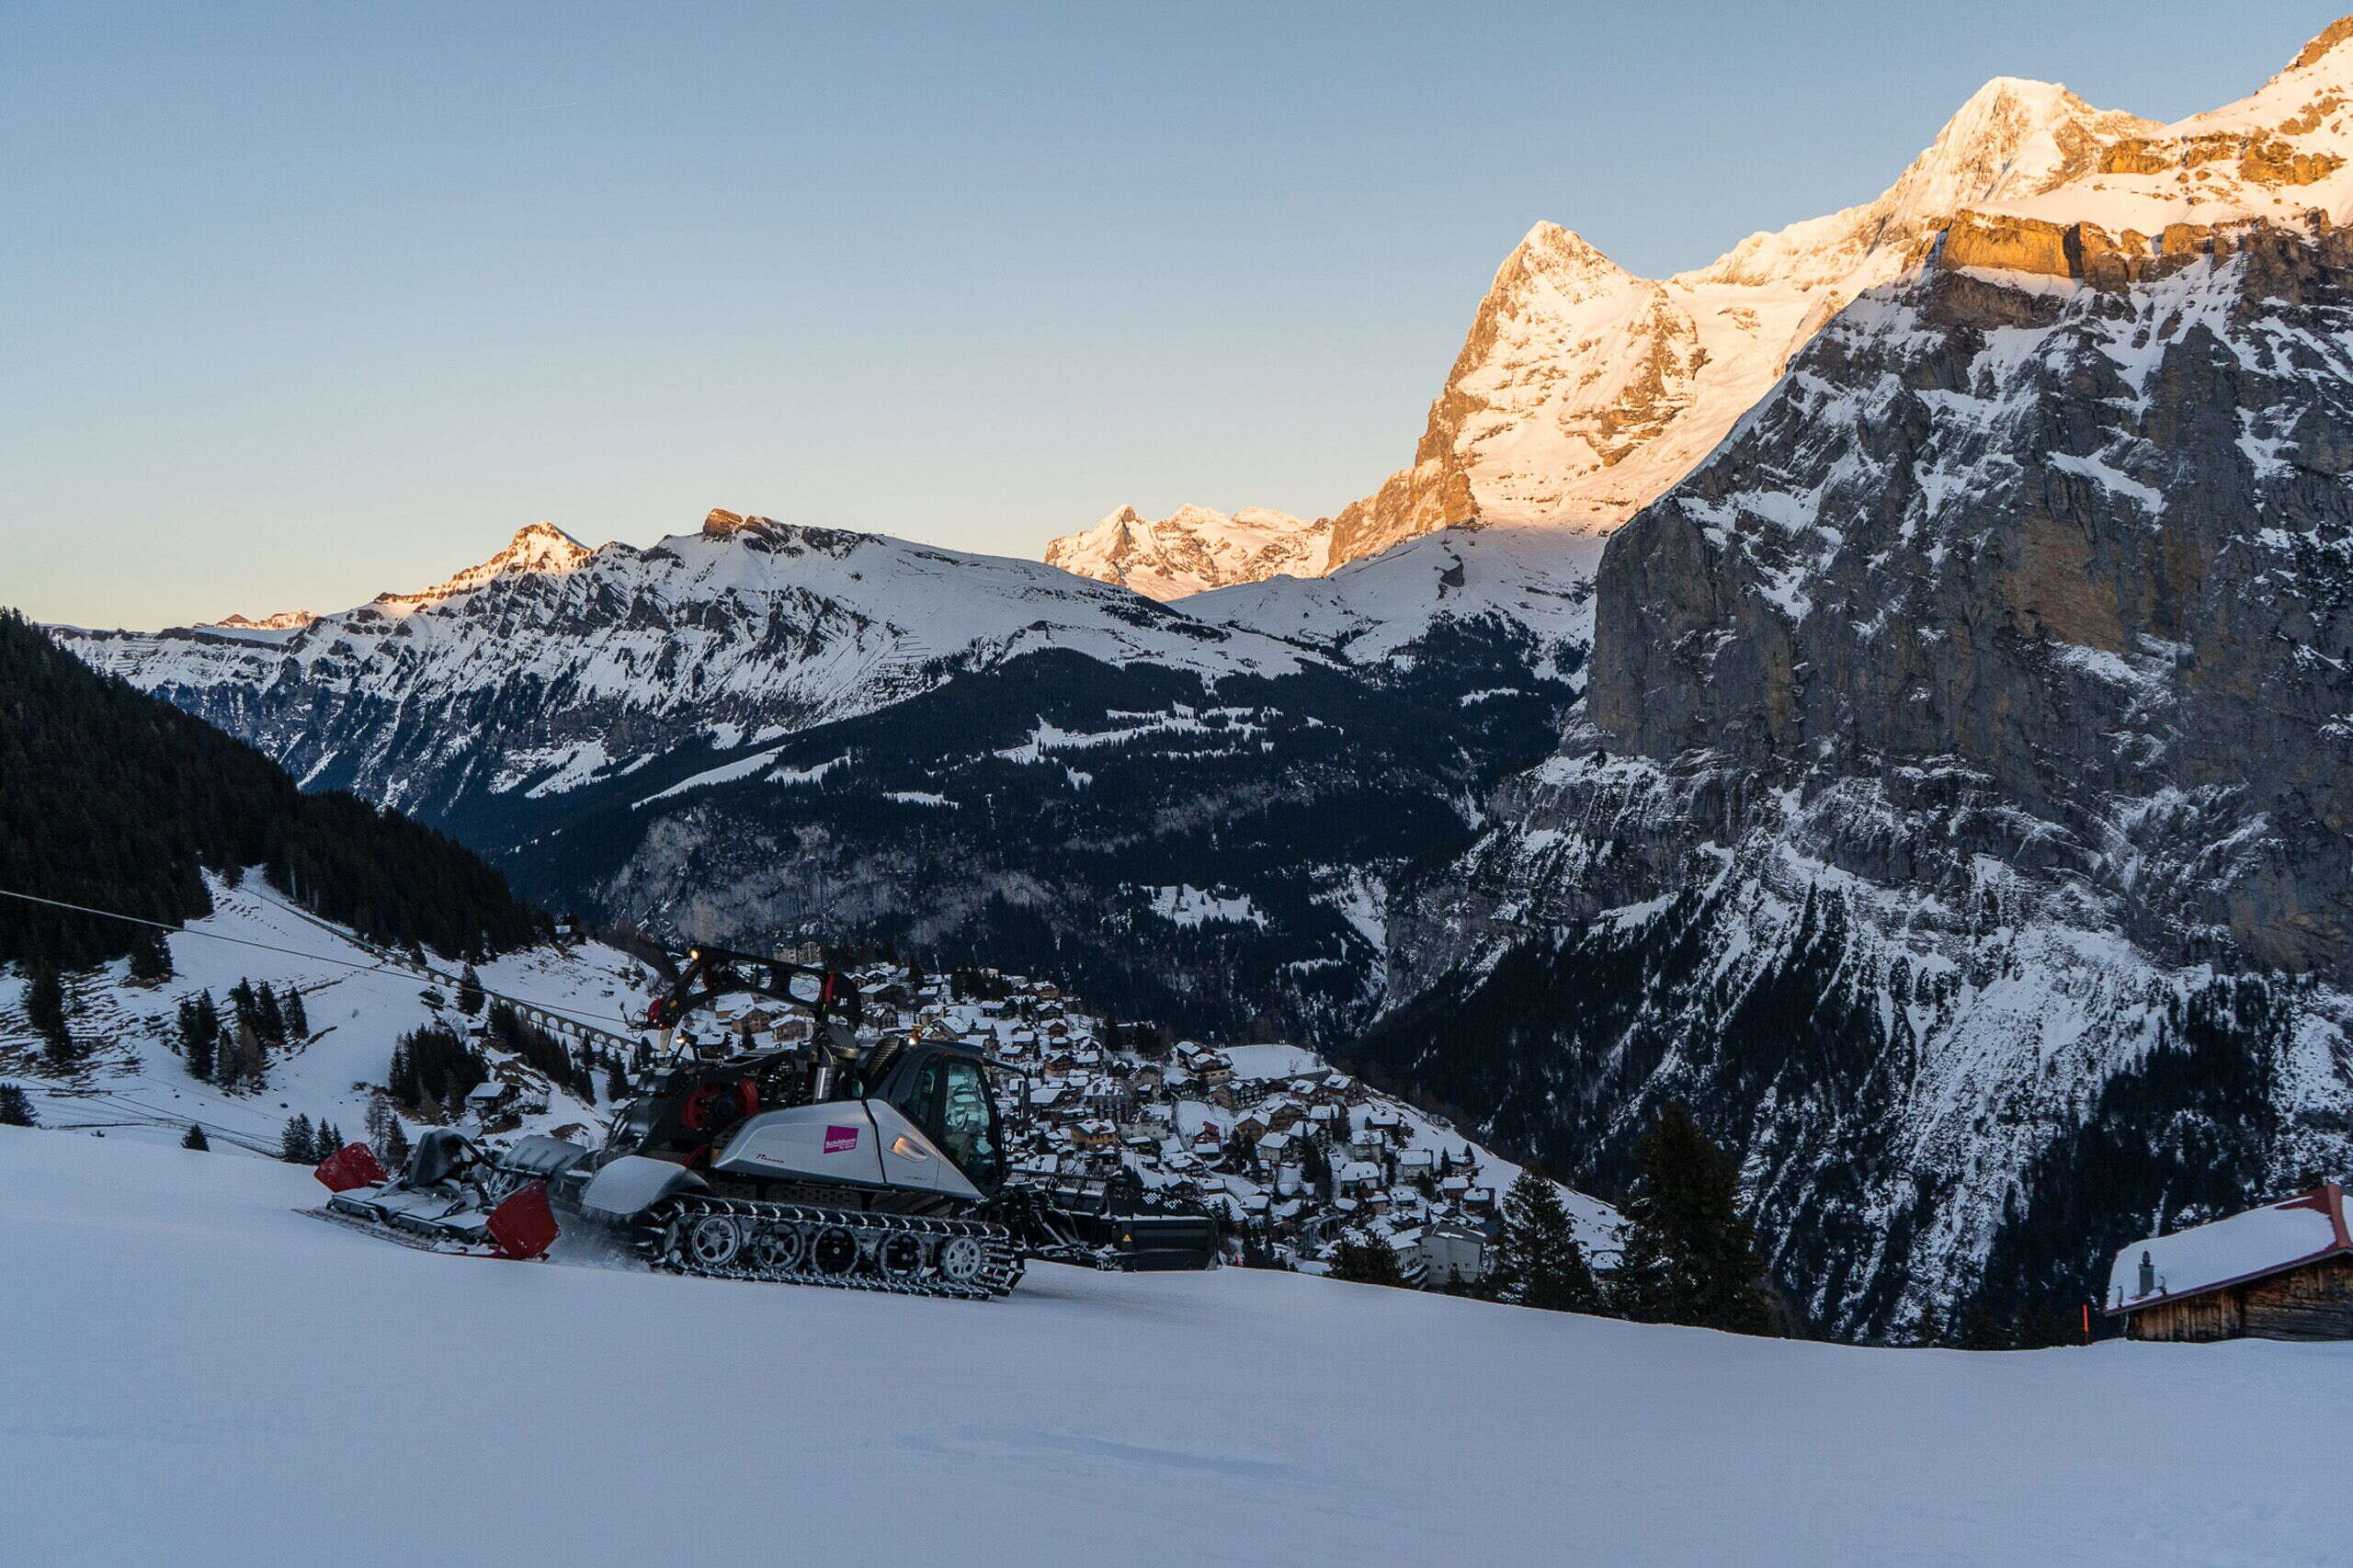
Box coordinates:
[702,507,769,537]
[380,520,591,609]
[2290,15,2353,73]
[1499,223,1633,292]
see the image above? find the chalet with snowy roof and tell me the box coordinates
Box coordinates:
[2107,1185,2353,1342]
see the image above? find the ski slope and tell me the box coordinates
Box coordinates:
[0,875,655,1154]
[6,1130,2345,1568]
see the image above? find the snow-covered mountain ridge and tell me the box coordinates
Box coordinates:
[1043,504,1332,600]
[1358,21,2353,1341]
[1052,22,2353,596]
[51,508,1583,1046]
[56,510,1324,820]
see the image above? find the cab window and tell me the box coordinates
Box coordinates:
[908,1056,1002,1188]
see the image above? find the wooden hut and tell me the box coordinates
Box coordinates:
[2107,1184,2353,1342]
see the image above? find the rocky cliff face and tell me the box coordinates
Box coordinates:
[1360,23,2353,1341]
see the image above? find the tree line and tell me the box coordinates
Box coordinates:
[0,607,544,974]
[170,978,313,1089]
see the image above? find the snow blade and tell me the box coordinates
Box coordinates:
[313,1142,390,1193]
[484,1180,559,1261]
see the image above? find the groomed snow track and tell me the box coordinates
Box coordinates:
[636,1193,1024,1300]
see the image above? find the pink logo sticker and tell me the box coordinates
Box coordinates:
[823,1124,859,1154]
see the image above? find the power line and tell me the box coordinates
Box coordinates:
[0,884,651,1040]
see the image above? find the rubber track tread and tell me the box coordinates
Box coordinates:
[638,1194,1024,1300]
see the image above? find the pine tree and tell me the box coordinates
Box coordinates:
[255,983,287,1046]
[281,987,309,1040]
[281,1114,316,1164]
[192,991,222,1049]
[458,965,485,1016]
[184,1016,214,1083]
[181,1122,210,1151]
[364,1094,392,1148]
[128,930,173,983]
[177,995,217,1082]
[227,978,258,1034]
[379,1115,411,1173]
[316,1119,344,1156]
[1328,1237,1404,1287]
[1612,1100,1775,1335]
[25,963,69,1053]
[606,1061,631,1103]
[0,1082,35,1126]
[1488,1168,1600,1312]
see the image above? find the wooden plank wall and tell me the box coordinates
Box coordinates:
[2243,1256,2353,1341]
[2127,1290,2244,1342]
[2125,1257,2353,1342]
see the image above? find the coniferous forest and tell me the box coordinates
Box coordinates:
[0,608,542,969]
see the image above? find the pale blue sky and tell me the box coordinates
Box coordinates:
[4,2,2330,627]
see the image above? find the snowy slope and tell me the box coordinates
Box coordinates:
[1045,503,1332,600]
[1184,523,1599,677]
[0,874,654,1153]
[7,1127,2348,1568]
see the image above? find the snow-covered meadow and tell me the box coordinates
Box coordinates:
[5,1128,2343,1568]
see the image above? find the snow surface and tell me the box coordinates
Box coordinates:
[1144,884,1266,928]
[6,1127,2349,1567]
[1186,523,1597,676]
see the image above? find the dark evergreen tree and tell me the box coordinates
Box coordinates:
[25,962,68,1052]
[1488,1168,1600,1312]
[1298,1136,1332,1199]
[181,1121,210,1151]
[1328,1237,1404,1287]
[128,930,172,983]
[255,983,287,1046]
[379,1114,412,1173]
[280,1114,316,1165]
[0,1082,34,1126]
[227,979,259,1039]
[387,1025,486,1114]
[606,1060,631,1103]
[1613,1100,1774,1335]
[315,1119,344,1156]
[281,986,309,1040]
[458,965,485,1017]
[183,1012,214,1083]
